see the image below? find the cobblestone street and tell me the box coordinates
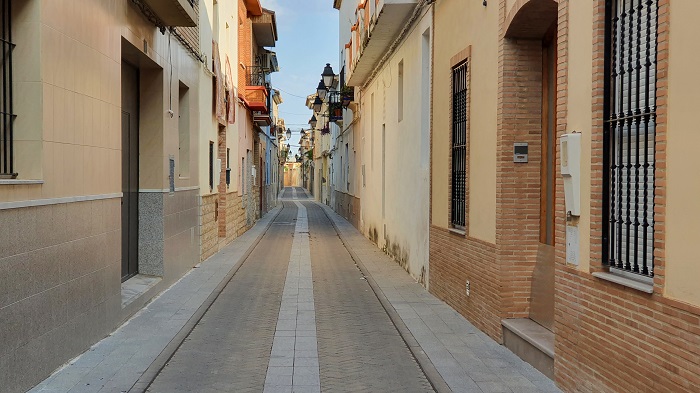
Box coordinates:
[30,189,558,393]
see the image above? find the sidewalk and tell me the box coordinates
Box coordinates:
[319,204,561,393]
[29,207,282,393]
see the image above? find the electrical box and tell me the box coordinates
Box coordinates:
[561,133,581,216]
[514,143,528,163]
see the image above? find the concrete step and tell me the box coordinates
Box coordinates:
[502,318,555,379]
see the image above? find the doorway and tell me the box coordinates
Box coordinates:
[121,61,139,281]
[529,23,558,331]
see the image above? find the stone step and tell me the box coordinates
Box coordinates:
[502,318,555,379]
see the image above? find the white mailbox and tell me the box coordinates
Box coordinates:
[561,132,581,216]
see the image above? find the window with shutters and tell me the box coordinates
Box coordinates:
[0,0,16,179]
[603,0,657,278]
[451,61,468,229]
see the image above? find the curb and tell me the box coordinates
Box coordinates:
[128,205,284,393]
[317,203,453,393]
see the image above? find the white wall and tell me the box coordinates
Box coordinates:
[335,2,433,284]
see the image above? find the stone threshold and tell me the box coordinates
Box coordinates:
[121,275,162,308]
[502,318,555,379]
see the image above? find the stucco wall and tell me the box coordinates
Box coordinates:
[354,8,433,283]
[431,0,497,243]
[566,0,594,272]
[664,0,700,307]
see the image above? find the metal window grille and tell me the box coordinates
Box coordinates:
[604,0,658,277]
[451,61,468,229]
[0,0,15,178]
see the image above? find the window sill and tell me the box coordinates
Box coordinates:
[592,271,654,294]
[0,179,44,185]
[449,227,466,237]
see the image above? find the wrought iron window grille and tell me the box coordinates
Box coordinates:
[0,0,16,179]
[451,61,468,229]
[603,0,658,278]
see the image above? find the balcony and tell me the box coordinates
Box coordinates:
[253,112,272,127]
[252,9,278,47]
[142,0,197,27]
[346,0,418,86]
[243,66,270,113]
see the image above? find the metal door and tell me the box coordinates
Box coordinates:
[121,61,139,281]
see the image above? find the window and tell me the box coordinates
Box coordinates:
[398,60,404,122]
[209,141,214,191]
[226,148,230,188]
[604,0,658,277]
[178,82,190,177]
[0,0,15,178]
[241,157,245,194]
[451,61,468,229]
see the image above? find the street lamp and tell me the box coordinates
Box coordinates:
[316,80,327,101]
[309,115,317,129]
[313,96,323,113]
[322,63,335,89]
[286,128,292,140]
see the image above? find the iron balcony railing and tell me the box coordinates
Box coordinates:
[0,0,16,178]
[246,66,268,88]
[603,0,658,278]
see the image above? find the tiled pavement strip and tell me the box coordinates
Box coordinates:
[30,187,560,393]
[263,201,321,393]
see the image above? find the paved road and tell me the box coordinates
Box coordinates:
[147,203,298,393]
[147,194,431,392]
[307,202,432,393]
[31,187,558,393]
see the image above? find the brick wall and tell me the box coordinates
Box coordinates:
[552,1,700,392]
[238,0,252,91]
[496,37,544,320]
[429,227,500,340]
[200,194,218,261]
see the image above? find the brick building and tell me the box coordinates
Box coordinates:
[430,0,700,392]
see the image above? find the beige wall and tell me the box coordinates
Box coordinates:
[566,0,594,272]
[432,0,497,243]
[664,1,700,307]
[1,0,201,203]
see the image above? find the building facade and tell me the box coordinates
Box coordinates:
[331,0,433,284]
[430,0,700,392]
[0,0,283,391]
[198,0,280,262]
[0,0,203,390]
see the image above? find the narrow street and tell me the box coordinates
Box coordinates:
[30,188,558,393]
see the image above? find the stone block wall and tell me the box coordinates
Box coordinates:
[0,198,121,393]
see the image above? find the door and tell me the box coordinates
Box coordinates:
[121,61,139,281]
[530,24,558,331]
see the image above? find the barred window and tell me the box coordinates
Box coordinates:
[451,61,468,229]
[0,0,16,178]
[604,0,658,278]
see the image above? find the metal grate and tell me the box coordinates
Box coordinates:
[246,65,267,87]
[451,61,468,229]
[0,0,15,178]
[604,0,658,277]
